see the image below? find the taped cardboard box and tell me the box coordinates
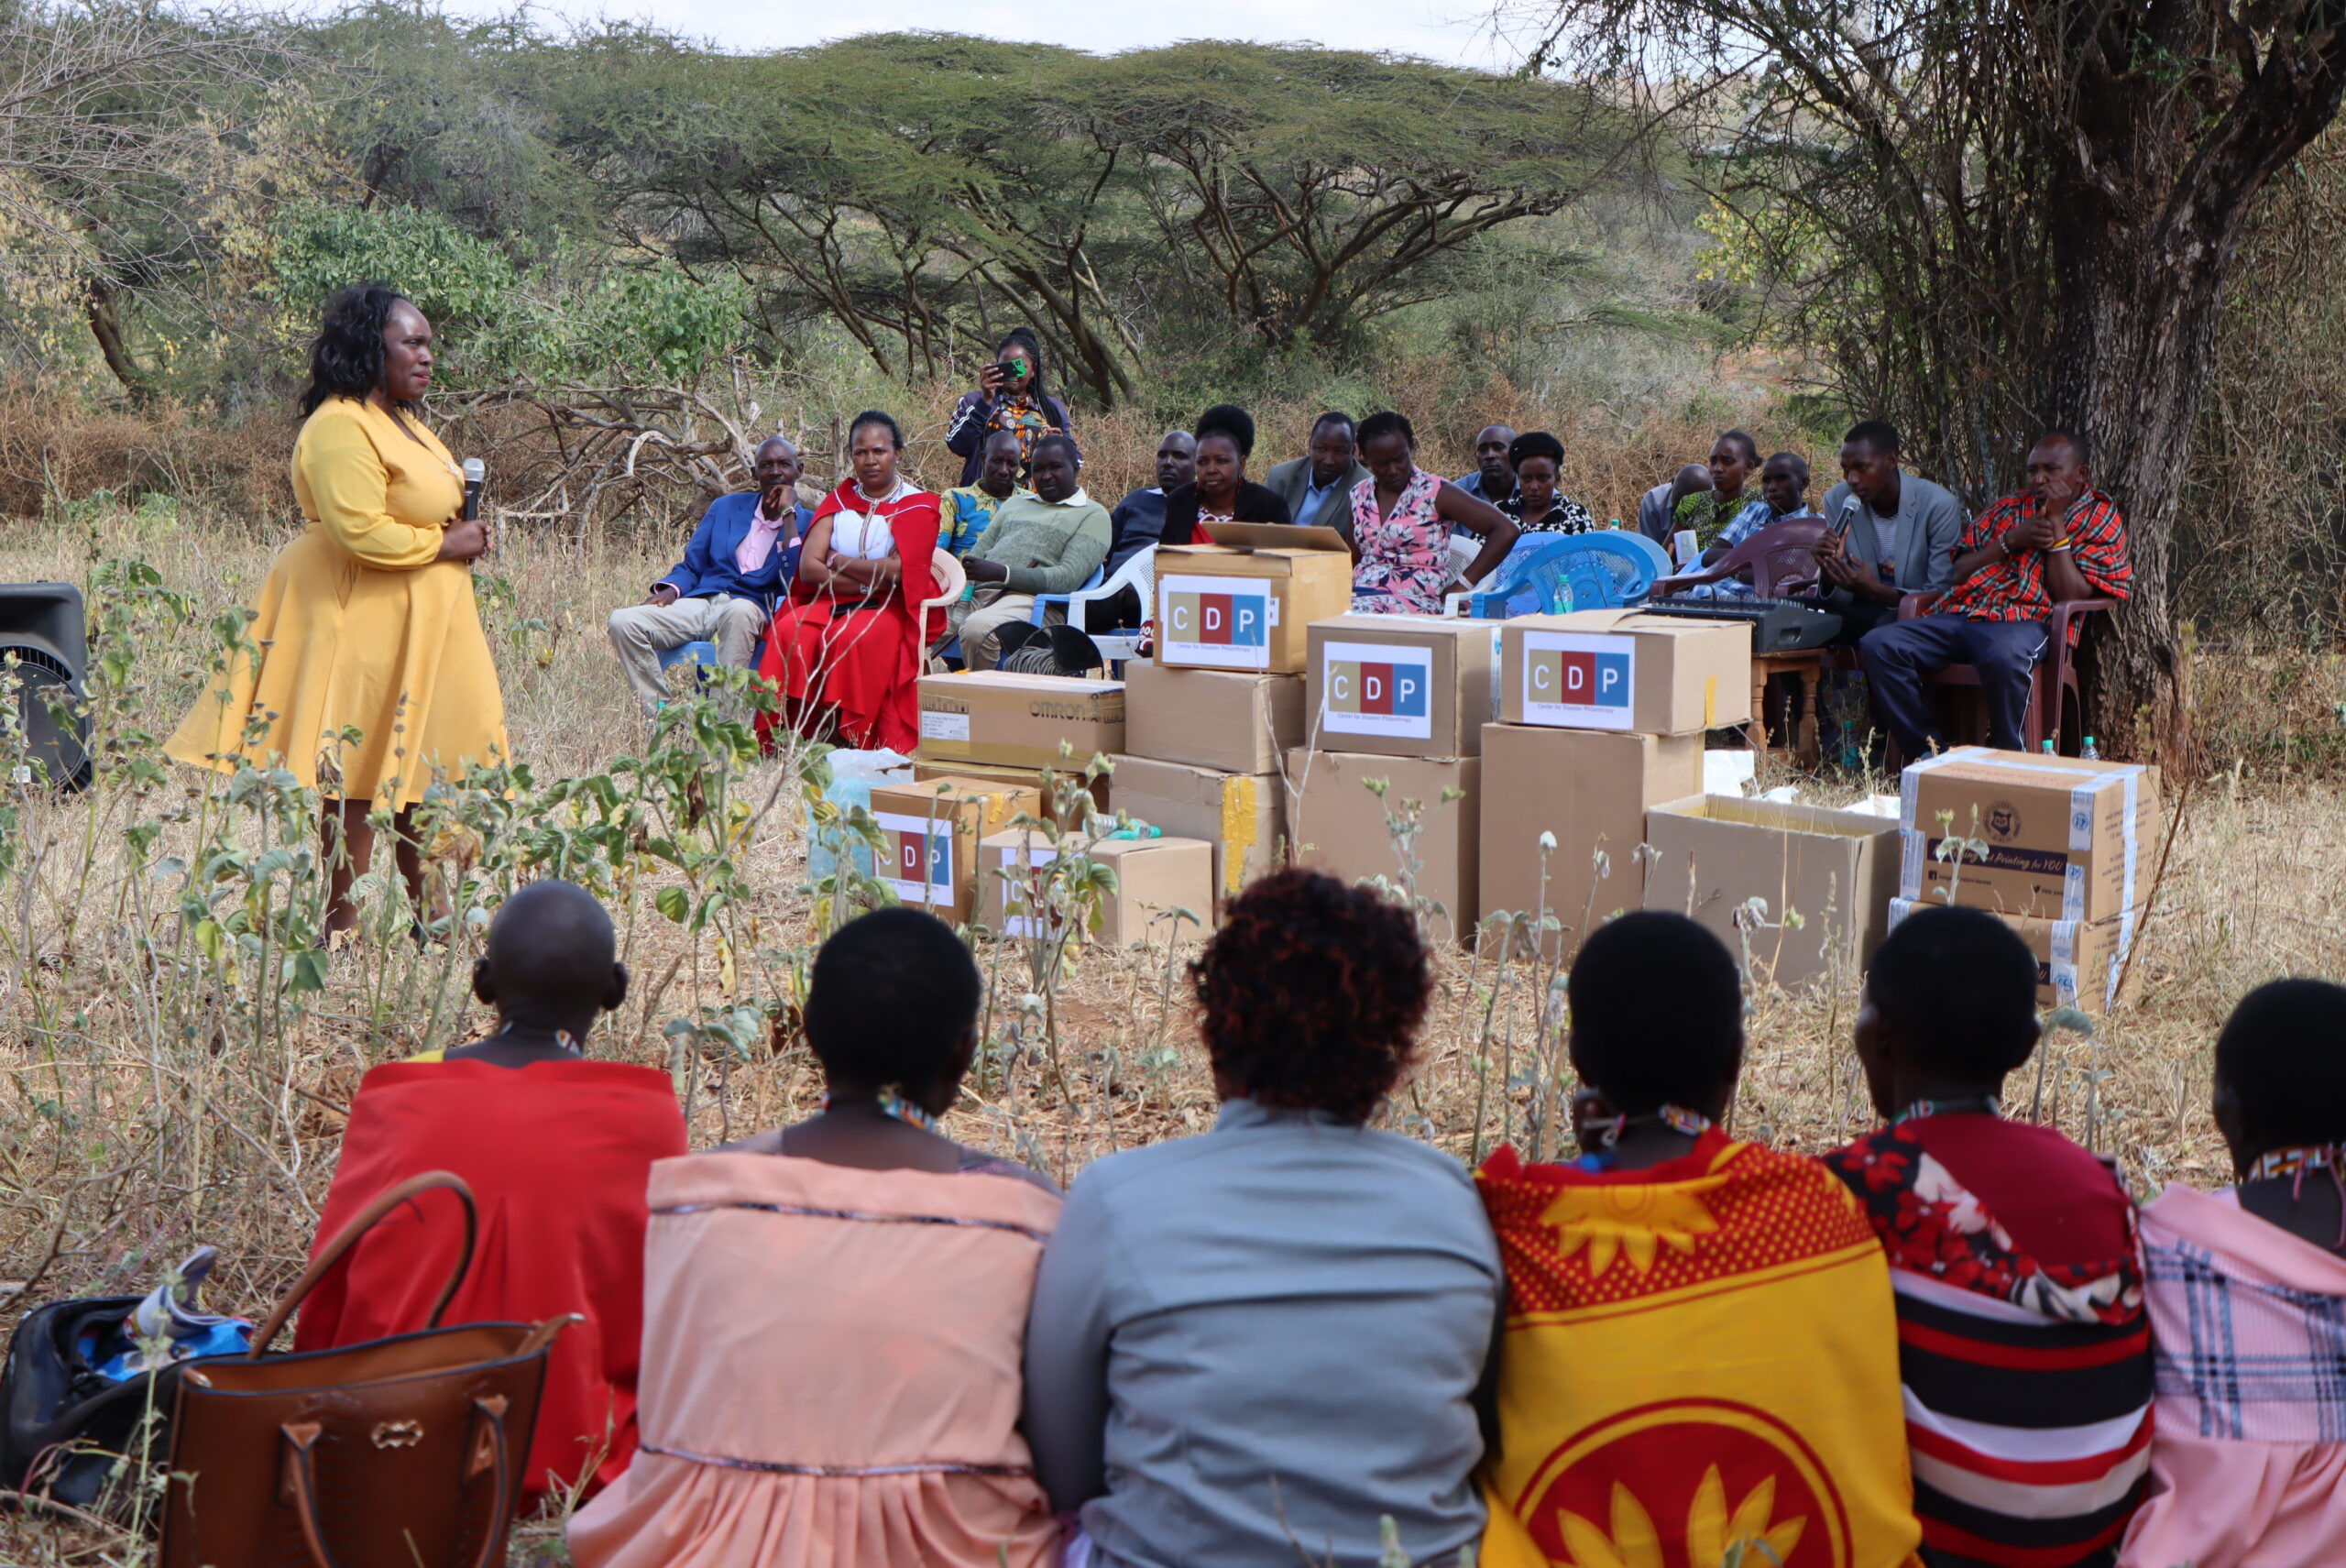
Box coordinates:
[1479,723,1705,957]
[1285,751,1480,942]
[1644,795,1902,991]
[911,759,1106,828]
[1898,747,2158,924]
[1498,609,1752,735]
[1305,614,1503,759]
[866,776,1045,924]
[1109,754,1284,902]
[1153,522,1354,674]
[1888,897,2141,1013]
[915,671,1124,772]
[1123,659,1303,774]
[979,829,1217,946]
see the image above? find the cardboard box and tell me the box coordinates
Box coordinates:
[911,759,1107,828]
[1305,615,1503,759]
[1285,750,1480,941]
[980,829,1217,946]
[1123,659,1304,774]
[1498,609,1752,735]
[1644,795,1902,990]
[1109,754,1285,900]
[1154,522,1354,674]
[915,672,1124,771]
[1889,898,2141,1014]
[1478,722,1705,956]
[1898,748,2158,923]
[867,776,1045,923]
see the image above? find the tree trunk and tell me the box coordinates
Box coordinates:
[84,276,157,409]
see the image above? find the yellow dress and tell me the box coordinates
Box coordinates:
[166,397,509,807]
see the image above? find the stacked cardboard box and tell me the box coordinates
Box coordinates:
[867,775,1045,924]
[1152,523,1352,675]
[1644,795,1902,990]
[1892,746,2158,1012]
[915,672,1124,770]
[1478,610,1750,954]
[980,829,1217,945]
[1284,615,1500,933]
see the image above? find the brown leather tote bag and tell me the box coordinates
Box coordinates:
[158,1170,576,1568]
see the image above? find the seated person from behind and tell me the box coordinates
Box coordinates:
[1825,905,2152,1568]
[951,433,1112,671]
[1025,869,1502,1568]
[1454,422,1518,510]
[1507,431,1597,533]
[1265,411,1370,544]
[1637,461,1712,544]
[1476,911,1924,1568]
[1156,403,1293,546]
[607,436,809,720]
[297,881,687,1503]
[568,908,1060,1568]
[940,430,1025,558]
[2119,979,2346,1568]
[1103,428,1194,575]
[1817,419,1968,641]
[1688,450,1814,599]
[1860,430,2130,757]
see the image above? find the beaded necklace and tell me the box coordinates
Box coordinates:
[2242,1144,2346,1246]
[819,1085,938,1135]
[1892,1094,2001,1125]
[1577,1102,1714,1168]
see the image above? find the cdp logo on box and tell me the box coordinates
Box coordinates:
[873,814,954,905]
[1321,640,1434,739]
[1520,633,1637,729]
[1158,575,1277,670]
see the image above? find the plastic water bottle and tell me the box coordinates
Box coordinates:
[2042,740,2056,754]
[2081,736,2100,760]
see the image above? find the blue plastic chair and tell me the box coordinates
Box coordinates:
[1459,532,1676,619]
[1029,565,1107,627]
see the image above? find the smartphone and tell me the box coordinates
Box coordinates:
[1004,356,1028,380]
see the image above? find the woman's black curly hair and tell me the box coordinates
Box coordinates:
[300,283,413,418]
[1189,868,1431,1124]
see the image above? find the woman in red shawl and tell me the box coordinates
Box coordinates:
[296,882,686,1505]
[758,410,941,754]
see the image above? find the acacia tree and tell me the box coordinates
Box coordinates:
[1529,0,2346,758]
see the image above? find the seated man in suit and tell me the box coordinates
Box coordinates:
[608,435,811,720]
[1264,411,1369,545]
[1861,430,2130,756]
[1817,418,1968,643]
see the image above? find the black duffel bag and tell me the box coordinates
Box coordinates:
[1,1293,198,1514]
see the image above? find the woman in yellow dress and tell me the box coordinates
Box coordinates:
[167,285,503,937]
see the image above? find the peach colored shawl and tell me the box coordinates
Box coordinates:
[2120,1183,2346,1568]
[568,1151,1062,1568]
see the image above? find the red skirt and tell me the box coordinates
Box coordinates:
[757,597,922,753]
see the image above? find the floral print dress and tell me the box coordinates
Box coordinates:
[1349,468,1451,615]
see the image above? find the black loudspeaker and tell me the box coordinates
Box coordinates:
[0,583,92,791]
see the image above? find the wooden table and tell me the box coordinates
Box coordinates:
[1748,650,1826,766]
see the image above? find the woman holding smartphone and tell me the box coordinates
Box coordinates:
[944,326,1073,487]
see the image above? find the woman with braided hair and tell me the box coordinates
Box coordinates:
[1023,869,1502,1568]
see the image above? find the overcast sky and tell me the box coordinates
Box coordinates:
[466,0,1538,66]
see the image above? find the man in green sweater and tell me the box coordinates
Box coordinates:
[953,432,1112,671]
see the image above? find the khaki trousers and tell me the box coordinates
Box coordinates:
[607,593,768,718]
[953,589,1044,671]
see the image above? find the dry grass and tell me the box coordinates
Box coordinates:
[0,449,2340,1562]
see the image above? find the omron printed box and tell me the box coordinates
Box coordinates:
[1645,795,1902,991]
[1498,609,1751,735]
[1286,750,1480,942]
[980,829,1216,945]
[1890,898,2140,1013]
[915,672,1124,771]
[1479,723,1705,957]
[1305,615,1502,759]
[867,776,1045,924]
[1123,659,1304,775]
[1153,522,1354,674]
[1898,748,2157,924]
[1109,754,1284,901]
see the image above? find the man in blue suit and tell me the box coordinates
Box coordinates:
[607,436,810,718]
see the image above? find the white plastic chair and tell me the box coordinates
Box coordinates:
[921,550,968,668]
[1061,549,1155,667]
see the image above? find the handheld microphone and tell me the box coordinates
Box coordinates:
[462,458,485,522]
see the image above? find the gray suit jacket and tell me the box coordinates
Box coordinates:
[1264,455,1369,545]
